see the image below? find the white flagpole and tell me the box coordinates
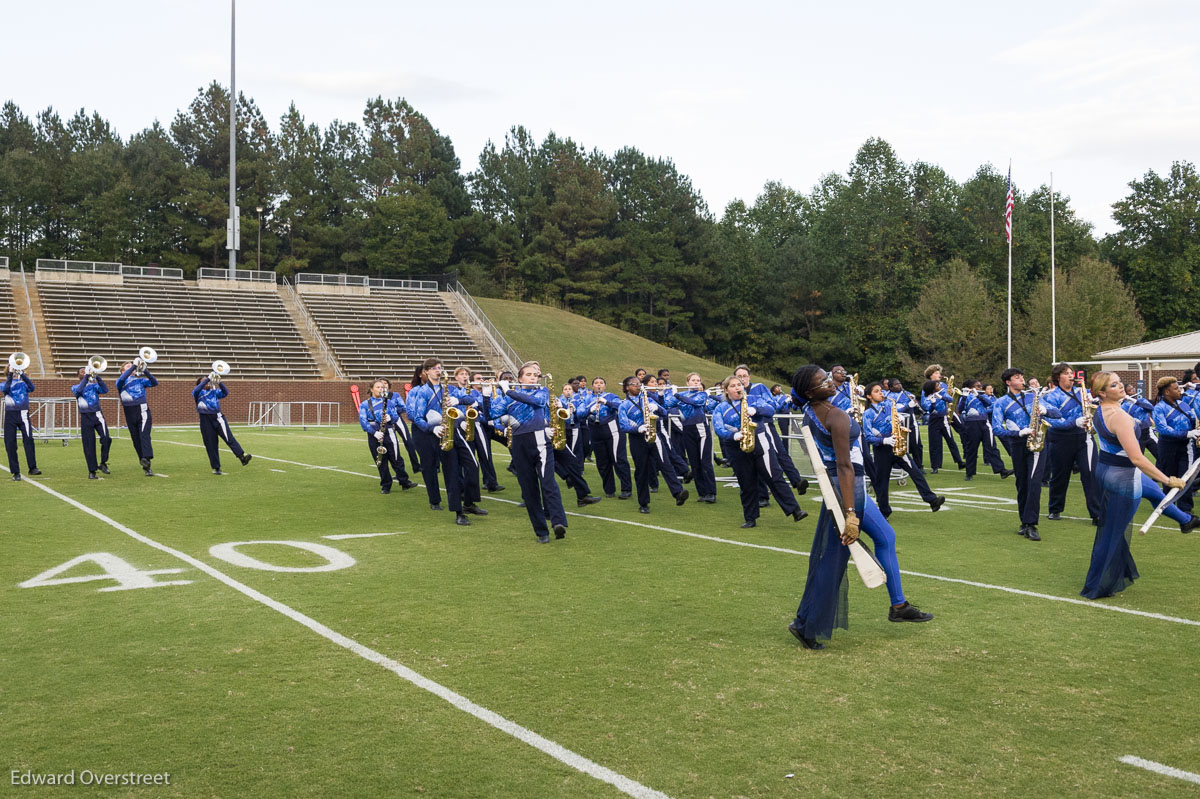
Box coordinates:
[1007,159,1013,368]
[1050,172,1056,363]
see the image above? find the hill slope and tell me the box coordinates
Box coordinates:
[476,297,736,386]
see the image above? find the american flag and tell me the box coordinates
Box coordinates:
[1005,166,1014,244]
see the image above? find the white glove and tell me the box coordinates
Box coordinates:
[1038,403,1051,415]
[499,414,513,427]
[1074,417,1087,428]
[432,424,445,437]
[648,401,660,413]
[499,380,510,393]
[855,385,865,396]
[448,396,459,406]
[1188,429,1200,441]
[1005,420,1020,432]
[746,406,757,416]
[637,424,647,433]
[883,436,895,445]
[374,431,384,441]
[1019,427,1032,437]
[733,431,743,441]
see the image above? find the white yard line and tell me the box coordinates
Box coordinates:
[323,532,403,540]
[3,466,672,799]
[1118,756,1200,784]
[148,444,1200,627]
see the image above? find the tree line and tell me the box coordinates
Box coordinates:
[2,84,1196,384]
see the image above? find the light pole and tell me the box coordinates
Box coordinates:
[256,205,263,269]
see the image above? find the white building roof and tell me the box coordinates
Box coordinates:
[1094,330,1200,360]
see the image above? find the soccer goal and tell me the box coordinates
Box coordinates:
[247,401,340,430]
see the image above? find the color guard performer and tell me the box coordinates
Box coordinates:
[73,364,112,479]
[583,377,633,499]
[116,358,157,475]
[505,361,569,542]
[1042,363,1102,524]
[862,382,944,517]
[618,376,688,514]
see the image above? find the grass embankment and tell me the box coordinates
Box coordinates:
[476,297,741,386]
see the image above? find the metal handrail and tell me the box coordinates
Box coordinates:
[448,281,521,374]
[294,273,438,291]
[198,267,276,283]
[19,264,45,376]
[36,259,121,275]
[122,265,183,280]
[282,277,345,378]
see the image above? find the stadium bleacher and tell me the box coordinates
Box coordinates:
[0,277,23,358]
[37,278,321,379]
[299,290,493,379]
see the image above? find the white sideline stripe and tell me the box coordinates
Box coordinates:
[1118,755,1200,784]
[270,469,286,473]
[323,532,402,540]
[5,468,672,799]
[151,444,1200,628]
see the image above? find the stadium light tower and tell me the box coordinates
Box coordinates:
[256,205,263,268]
[226,0,238,276]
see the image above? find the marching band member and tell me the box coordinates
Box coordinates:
[1043,363,1103,524]
[2,366,39,480]
[359,379,416,494]
[192,373,251,475]
[73,365,112,479]
[887,378,923,469]
[711,375,804,528]
[618,376,688,514]
[1122,381,1158,459]
[991,368,1058,541]
[469,372,504,492]
[736,365,809,496]
[830,365,877,492]
[1152,376,1199,520]
[921,365,964,474]
[116,359,157,475]
[659,369,691,477]
[1114,378,1199,533]
[1082,372,1192,599]
[382,378,421,475]
[553,382,602,507]
[787,365,932,651]
[405,358,476,525]
[862,382,944,517]
[572,376,594,461]
[957,379,1011,480]
[449,367,487,516]
[505,361,568,542]
[676,373,718,503]
[583,377,633,499]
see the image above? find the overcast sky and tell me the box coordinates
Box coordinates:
[6,0,1198,236]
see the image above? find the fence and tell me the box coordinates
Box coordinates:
[295,273,438,291]
[29,397,123,443]
[247,401,340,429]
[197,267,276,283]
[122,265,183,280]
[448,281,522,374]
[35,259,121,276]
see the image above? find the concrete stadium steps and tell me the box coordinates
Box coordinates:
[298,290,493,379]
[0,279,22,358]
[36,279,321,379]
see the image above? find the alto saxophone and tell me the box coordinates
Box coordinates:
[848,372,865,424]
[547,373,568,451]
[1026,388,1050,452]
[642,390,658,444]
[891,400,909,457]
[1080,386,1096,434]
[739,394,757,453]
[440,384,461,452]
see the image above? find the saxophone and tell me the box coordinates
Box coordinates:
[547,373,568,451]
[739,394,758,453]
[1026,388,1050,452]
[848,372,865,424]
[440,383,461,452]
[642,389,658,444]
[891,400,909,457]
[1080,385,1096,434]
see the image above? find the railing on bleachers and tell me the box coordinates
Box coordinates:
[122,265,183,280]
[295,273,438,291]
[448,281,521,374]
[36,259,121,276]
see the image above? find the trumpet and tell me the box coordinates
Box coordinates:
[209,359,231,385]
[8,352,30,376]
[85,355,108,381]
[134,345,158,375]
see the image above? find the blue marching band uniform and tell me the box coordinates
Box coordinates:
[862,396,943,517]
[617,385,688,513]
[116,362,157,474]
[920,379,964,473]
[358,390,415,494]
[72,369,112,478]
[1152,390,1199,518]
[2,369,39,479]
[193,376,251,474]
[710,391,802,527]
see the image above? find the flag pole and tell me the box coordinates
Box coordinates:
[1007,160,1013,368]
[1050,172,1056,364]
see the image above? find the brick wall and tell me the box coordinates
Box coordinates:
[25,378,367,425]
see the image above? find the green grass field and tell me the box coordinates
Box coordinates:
[3,424,1199,797]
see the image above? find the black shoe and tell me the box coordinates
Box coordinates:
[740,520,756,528]
[1047,512,1061,521]
[649,486,658,493]
[213,469,222,475]
[240,453,252,466]
[792,509,808,522]
[956,462,965,470]
[431,504,442,511]
[487,484,505,492]
[456,513,471,526]
[144,469,154,477]
[1025,526,1041,542]
[618,492,632,500]
[553,524,567,539]
[758,498,769,508]
[99,463,110,474]
[605,492,616,498]
[793,478,810,494]
[699,495,717,503]
[28,468,41,476]
[140,457,151,470]
[930,496,946,512]
[889,602,934,622]
[536,535,550,543]
[381,487,391,494]
[1017,524,1029,536]
[683,470,694,483]
[1182,515,1200,534]
[674,489,689,506]
[464,504,488,516]
[577,496,602,507]
[401,481,417,490]
[930,468,938,475]
[787,621,825,650]
[1091,517,1101,526]
[1000,469,1014,479]
[964,474,974,481]
[12,474,21,481]
[518,502,526,508]
[88,472,98,480]
[639,506,650,514]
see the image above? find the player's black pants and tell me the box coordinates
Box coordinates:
[554,426,594,501]
[871,444,937,516]
[511,429,567,538]
[728,429,800,523]
[366,427,410,490]
[80,410,112,472]
[682,421,716,499]
[588,418,632,495]
[1046,429,1102,519]
[1157,436,1196,516]
[412,427,463,512]
[628,433,683,509]
[961,419,1006,477]
[927,413,963,470]
[122,402,154,461]
[468,418,499,489]
[1003,437,1048,525]
[199,412,244,470]
[4,408,37,474]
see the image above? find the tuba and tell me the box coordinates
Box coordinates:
[739,393,758,453]
[891,399,909,457]
[547,373,568,450]
[8,352,30,376]
[1026,387,1051,452]
[440,382,461,452]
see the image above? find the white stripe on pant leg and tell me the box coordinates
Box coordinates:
[140,403,149,433]
[758,432,775,477]
[218,413,233,441]
[609,420,620,463]
[98,412,108,438]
